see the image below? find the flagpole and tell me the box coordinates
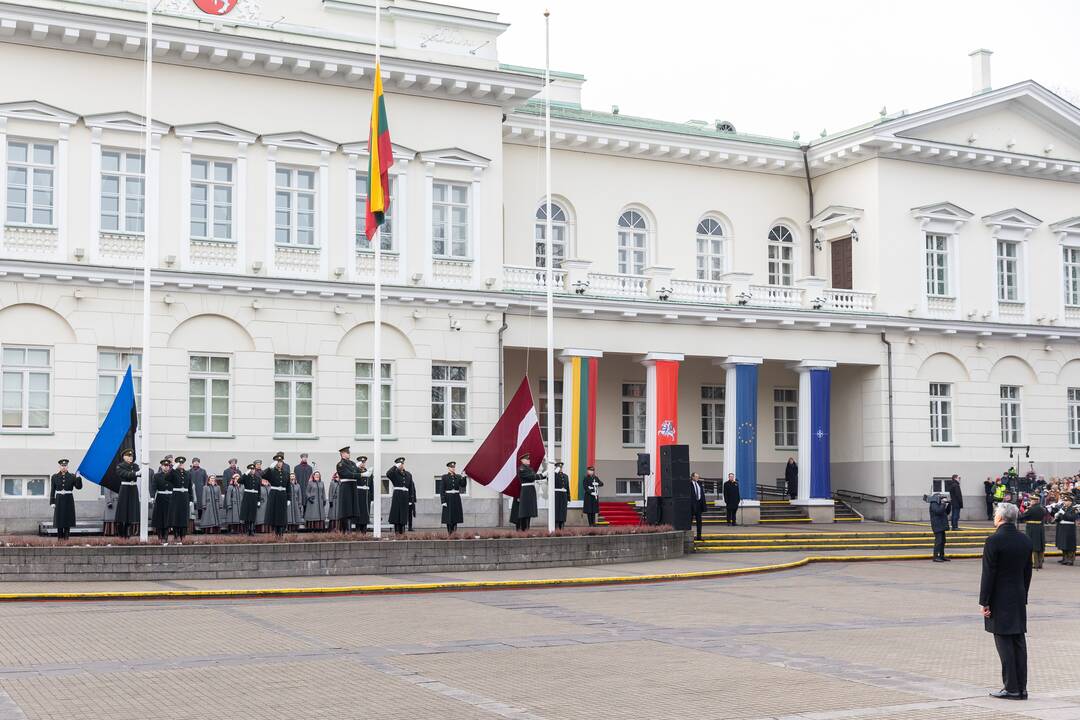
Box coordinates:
[372,0,383,539]
[138,0,153,543]
[544,10,556,533]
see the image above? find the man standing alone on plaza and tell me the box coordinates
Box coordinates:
[722,473,740,526]
[980,502,1033,701]
[945,474,964,530]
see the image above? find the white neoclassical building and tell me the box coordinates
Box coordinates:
[1,0,1079,530]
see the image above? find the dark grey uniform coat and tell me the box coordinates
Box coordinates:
[386,465,412,526]
[553,472,569,524]
[261,465,290,528]
[288,482,304,525]
[50,471,82,531]
[440,472,465,526]
[198,484,223,529]
[305,478,327,523]
[114,461,141,525]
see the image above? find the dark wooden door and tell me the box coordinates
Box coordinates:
[831,236,853,289]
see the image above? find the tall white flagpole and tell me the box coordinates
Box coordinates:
[139,0,154,543]
[544,10,556,533]
[372,0,383,539]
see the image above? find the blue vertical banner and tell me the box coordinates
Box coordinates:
[734,363,758,500]
[77,365,139,493]
[809,368,831,498]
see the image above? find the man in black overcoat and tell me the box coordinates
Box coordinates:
[386,457,412,534]
[440,460,465,535]
[49,459,81,540]
[514,452,541,531]
[980,502,1033,700]
[262,452,291,536]
[114,448,141,538]
[336,446,361,533]
[552,461,569,530]
[928,492,951,562]
[690,472,707,540]
[722,473,740,525]
[238,462,261,536]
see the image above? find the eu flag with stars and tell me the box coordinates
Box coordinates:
[735,364,758,500]
[77,366,138,493]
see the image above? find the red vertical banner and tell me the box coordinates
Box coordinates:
[653,360,679,496]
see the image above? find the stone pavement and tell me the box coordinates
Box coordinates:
[0,551,1077,719]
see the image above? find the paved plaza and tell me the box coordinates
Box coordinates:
[0,553,1078,720]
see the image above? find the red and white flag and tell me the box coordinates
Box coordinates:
[464,377,546,499]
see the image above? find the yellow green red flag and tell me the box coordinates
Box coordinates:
[366,62,393,241]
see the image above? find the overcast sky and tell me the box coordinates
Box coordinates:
[480,0,1080,140]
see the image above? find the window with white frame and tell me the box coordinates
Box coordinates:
[767,225,794,286]
[696,218,726,281]
[1,347,50,430]
[188,354,230,434]
[355,361,392,437]
[5,141,55,226]
[701,385,725,447]
[617,210,648,275]
[773,388,798,449]
[1000,385,1021,445]
[190,158,234,242]
[432,181,469,258]
[616,478,644,496]
[535,202,568,268]
[1069,388,1080,446]
[274,167,316,246]
[996,239,1020,302]
[431,364,468,438]
[538,378,563,444]
[356,172,395,251]
[100,150,145,233]
[929,382,953,444]
[274,358,314,435]
[1,475,46,499]
[621,382,647,446]
[925,233,950,296]
[1064,247,1080,307]
[97,350,142,424]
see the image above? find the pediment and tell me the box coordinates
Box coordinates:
[0,101,79,125]
[341,141,416,164]
[175,122,257,144]
[418,147,491,167]
[810,205,864,230]
[911,202,973,221]
[982,208,1042,229]
[260,131,337,152]
[85,111,170,135]
[1050,216,1080,238]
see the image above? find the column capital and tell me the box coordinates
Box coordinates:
[559,348,603,360]
[788,360,837,371]
[715,356,763,367]
[640,352,683,365]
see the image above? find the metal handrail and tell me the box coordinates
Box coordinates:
[834,489,888,504]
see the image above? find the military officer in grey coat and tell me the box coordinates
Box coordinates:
[287,472,304,530]
[49,459,81,540]
[198,476,223,533]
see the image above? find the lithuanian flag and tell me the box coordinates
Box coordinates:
[366,62,393,241]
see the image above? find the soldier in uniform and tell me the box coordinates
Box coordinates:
[168,456,195,544]
[440,461,465,535]
[336,446,361,533]
[114,448,140,539]
[356,455,373,534]
[406,468,417,531]
[387,457,412,534]
[224,473,242,533]
[262,452,290,536]
[552,461,569,530]
[198,475,223,533]
[582,466,603,526]
[238,462,262,536]
[287,472,304,531]
[150,457,173,543]
[514,452,541,532]
[305,470,327,530]
[49,459,81,540]
[294,453,314,498]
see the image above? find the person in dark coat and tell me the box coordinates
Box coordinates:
[945,474,964,530]
[114,449,140,538]
[552,461,569,530]
[305,470,327,530]
[49,459,81,540]
[189,457,208,519]
[984,478,996,520]
[1019,496,1046,570]
[262,453,290,536]
[150,457,173,543]
[238,462,261,536]
[722,473,740,525]
[928,492,951,562]
[440,461,465,535]
[355,456,373,534]
[223,474,242,532]
[335,447,361,533]
[288,473,304,530]
[980,502,1033,700]
[387,457,412,534]
[168,456,195,543]
[406,469,417,531]
[198,476,223,533]
[514,452,542,532]
[1053,498,1077,565]
[221,458,242,493]
[784,457,798,500]
[690,472,707,541]
[294,453,314,498]
[582,466,603,526]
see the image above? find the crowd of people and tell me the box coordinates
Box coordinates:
[974,469,1078,567]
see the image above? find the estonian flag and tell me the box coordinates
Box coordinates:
[77,366,139,493]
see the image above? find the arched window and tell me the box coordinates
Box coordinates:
[534,202,568,268]
[617,210,648,274]
[696,217,726,280]
[767,224,795,286]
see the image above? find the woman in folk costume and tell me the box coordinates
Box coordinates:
[287,472,304,531]
[101,486,118,536]
[304,470,327,530]
[327,472,341,531]
[114,448,141,539]
[223,473,242,533]
[198,475,223,533]
[256,477,269,533]
[150,457,173,544]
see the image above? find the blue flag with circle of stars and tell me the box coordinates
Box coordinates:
[734,364,758,500]
[809,369,831,498]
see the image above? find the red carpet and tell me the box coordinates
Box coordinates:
[598,501,642,526]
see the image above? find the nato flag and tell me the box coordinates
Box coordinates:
[77,366,138,493]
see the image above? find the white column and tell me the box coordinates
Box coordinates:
[790,359,836,506]
[0,117,7,239]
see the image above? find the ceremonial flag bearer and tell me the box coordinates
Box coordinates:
[114,449,141,538]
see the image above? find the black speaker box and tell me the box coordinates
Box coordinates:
[644,496,663,525]
[659,444,690,498]
[661,497,692,531]
[636,453,651,477]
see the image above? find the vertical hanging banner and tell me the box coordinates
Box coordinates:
[734,364,758,500]
[652,360,679,496]
[809,368,831,498]
[561,354,599,501]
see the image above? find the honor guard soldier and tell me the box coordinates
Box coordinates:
[355,455,373,534]
[513,452,541,532]
[406,467,417,531]
[49,459,81,540]
[238,462,261,536]
[169,456,195,544]
[335,446,361,533]
[387,457,412,534]
[582,466,603,526]
[552,461,569,530]
[114,448,140,538]
[262,452,290,536]
[440,461,465,535]
[150,457,173,543]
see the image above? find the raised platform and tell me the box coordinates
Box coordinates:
[0,530,685,582]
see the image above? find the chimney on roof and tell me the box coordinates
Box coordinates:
[969,48,992,95]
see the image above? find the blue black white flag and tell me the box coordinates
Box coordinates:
[77,366,138,493]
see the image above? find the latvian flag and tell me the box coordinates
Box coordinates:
[464,378,546,499]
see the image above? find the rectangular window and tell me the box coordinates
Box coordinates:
[701,385,725,447]
[1000,385,1021,445]
[1,475,47,498]
[97,350,142,424]
[621,382,647,446]
[190,158,234,241]
[1,346,50,430]
[616,478,644,496]
[929,382,953,444]
[356,173,395,251]
[773,388,798,449]
[1069,388,1080,447]
[432,181,469,258]
[355,361,392,437]
[925,233,950,296]
[767,244,793,286]
[6,140,55,226]
[100,150,145,233]
[431,363,468,438]
[538,379,563,444]
[1064,247,1080,307]
[696,237,726,281]
[188,354,230,434]
[274,167,316,246]
[997,239,1019,302]
[274,357,314,435]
